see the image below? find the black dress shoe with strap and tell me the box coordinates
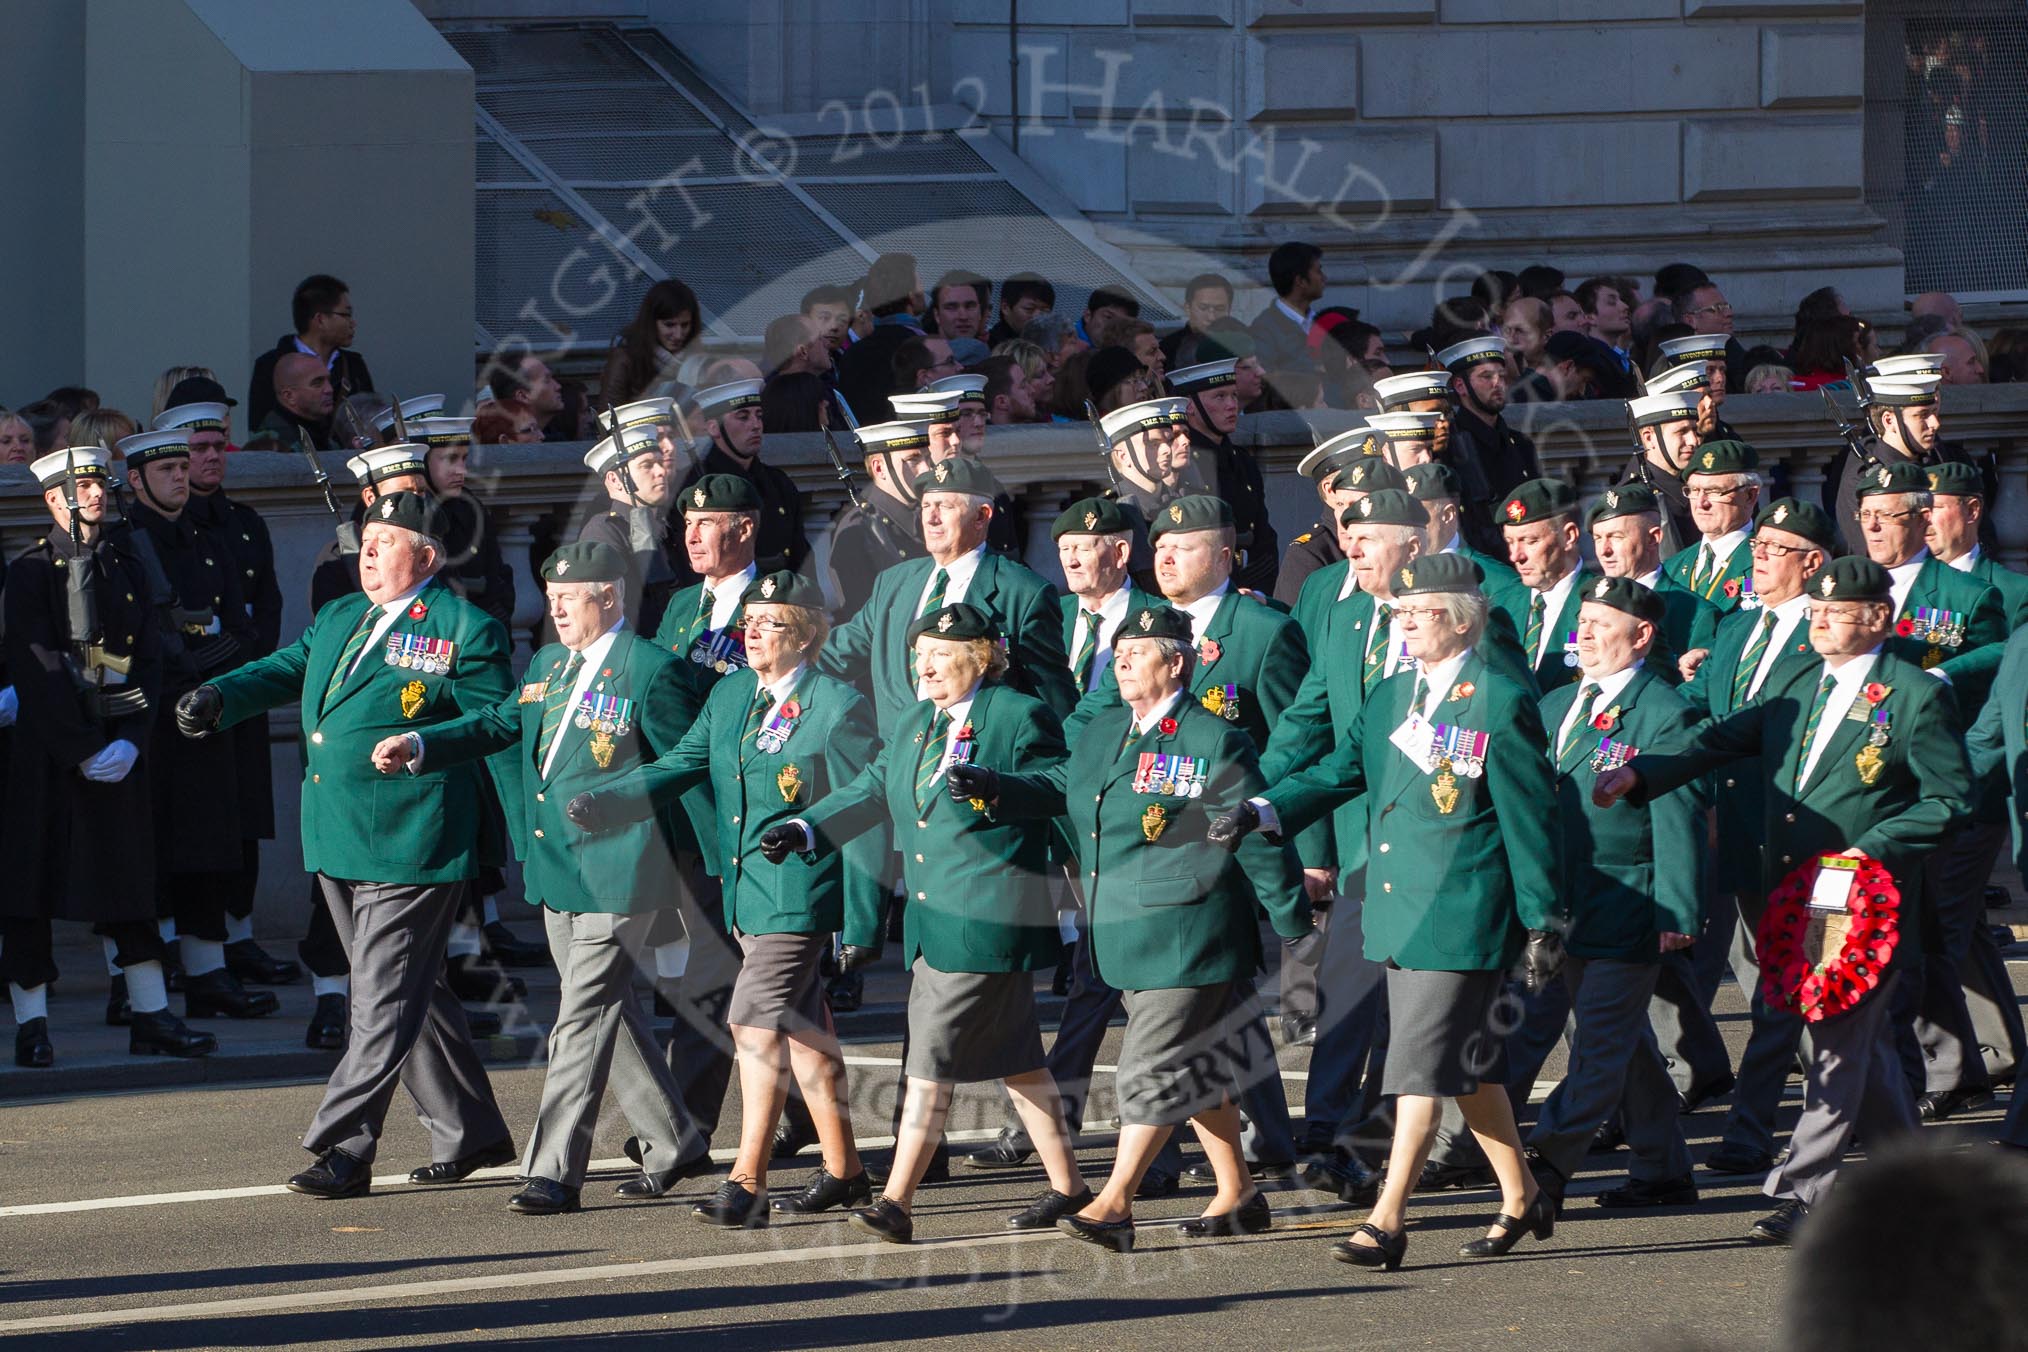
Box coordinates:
[1596,1174,1699,1208]
[1332,1223,1407,1270]
[1180,1190,1272,1238]
[305,994,347,1050]
[409,1139,517,1184]
[692,1180,768,1228]
[508,1178,582,1214]
[14,1018,53,1069]
[771,1168,872,1213]
[1008,1186,1094,1230]
[1918,1086,1994,1122]
[849,1197,915,1245]
[482,920,548,969]
[289,1148,372,1199]
[183,968,280,1020]
[226,939,301,986]
[965,1130,1035,1170]
[129,1008,216,1058]
[1057,1212,1135,1252]
[1458,1190,1556,1258]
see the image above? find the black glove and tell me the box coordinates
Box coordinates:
[1519,929,1565,995]
[837,943,879,975]
[565,793,606,833]
[175,685,223,739]
[1206,800,1260,852]
[759,823,806,864]
[946,763,999,804]
[1284,927,1325,968]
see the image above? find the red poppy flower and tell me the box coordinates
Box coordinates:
[1894,618,1915,637]
[1199,639,1221,665]
[780,699,801,720]
[1723,578,1740,598]
[1158,717,1178,735]
[958,723,975,740]
[1862,682,1888,704]
[408,602,428,620]
[1591,713,1613,731]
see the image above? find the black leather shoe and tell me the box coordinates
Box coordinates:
[825,971,863,1013]
[1298,1151,1379,1204]
[14,1018,53,1069]
[1135,1167,1180,1200]
[1918,1087,1994,1122]
[288,1148,372,1199]
[447,953,525,1004]
[850,1197,914,1244]
[1702,1144,1776,1176]
[1458,1190,1556,1258]
[1280,1014,1317,1047]
[1180,1190,1272,1238]
[183,967,280,1019]
[1597,1174,1699,1208]
[1413,1159,1495,1192]
[1057,1212,1135,1252]
[1590,1119,1625,1154]
[1051,946,1076,997]
[465,1007,503,1038]
[966,1131,1035,1170]
[305,994,347,1050]
[1008,1185,1094,1230]
[105,976,131,1027]
[771,1168,872,1213]
[1184,1158,1297,1184]
[129,1008,216,1057]
[163,951,185,994]
[771,1114,819,1160]
[409,1139,517,1184]
[482,920,548,968]
[1332,1222,1407,1270]
[920,1145,951,1185]
[507,1178,581,1214]
[1747,1198,1808,1245]
[615,1151,717,1198]
[692,1179,767,1228]
[1678,1072,1737,1115]
[226,939,301,985]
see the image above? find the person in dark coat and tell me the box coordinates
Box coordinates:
[674,380,809,582]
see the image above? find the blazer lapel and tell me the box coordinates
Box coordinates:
[543,639,632,783]
[526,648,574,776]
[1378,651,1484,812]
[1189,593,1238,701]
[1798,701,1871,803]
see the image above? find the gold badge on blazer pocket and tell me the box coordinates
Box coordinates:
[400,679,427,720]
[1141,802,1169,842]
[590,730,615,769]
[777,762,803,803]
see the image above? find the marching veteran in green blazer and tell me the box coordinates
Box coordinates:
[1967,621,2028,1151]
[567,570,885,1231]
[370,541,711,1215]
[996,603,1317,1253]
[1210,552,1565,1273]
[1594,555,1973,1247]
[756,603,1091,1245]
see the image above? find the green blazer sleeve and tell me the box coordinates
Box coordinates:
[1226,730,1312,943]
[1965,652,2011,783]
[802,740,895,849]
[589,681,719,823]
[992,700,1072,822]
[1265,706,1371,840]
[417,687,524,768]
[1629,702,1767,801]
[212,606,322,728]
[1485,680,1564,935]
[1008,580,1078,723]
[1641,703,1708,940]
[823,695,889,949]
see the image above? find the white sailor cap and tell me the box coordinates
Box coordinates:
[153,402,229,434]
[1656,333,1729,366]
[116,429,191,468]
[1867,374,1943,407]
[693,380,765,416]
[30,445,111,488]
[371,394,447,435]
[1297,426,1385,482]
[1643,362,1710,396]
[1372,370,1454,410]
[927,374,988,406]
[584,426,662,476]
[408,416,474,447]
[346,443,429,486]
[1099,397,1191,447]
[1628,391,1704,428]
[1866,353,1948,379]
[854,421,932,454]
[1436,336,1507,371]
[889,391,964,424]
[1365,411,1444,439]
[1166,359,1238,392]
[597,397,676,433]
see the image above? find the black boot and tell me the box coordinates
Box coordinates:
[226,938,302,985]
[447,952,526,1004]
[14,1018,53,1068]
[105,975,131,1027]
[184,967,281,1019]
[305,993,347,1049]
[130,1008,216,1057]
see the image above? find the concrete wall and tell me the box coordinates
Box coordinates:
[0,0,86,405]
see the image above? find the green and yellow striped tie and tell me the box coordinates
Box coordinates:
[1732,610,1778,707]
[743,687,775,747]
[535,652,583,767]
[1363,604,1392,693]
[1559,683,1600,763]
[1524,592,1546,666]
[689,585,713,642]
[1073,609,1102,690]
[1121,721,1146,759]
[1793,672,1838,791]
[916,709,950,810]
[919,567,949,619]
[1690,543,1714,596]
[323,603,382,708]
[1408,672,1430,718]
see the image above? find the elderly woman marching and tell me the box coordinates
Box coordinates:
[755,603,1090,1242]
[994,602,1318,1253]
[567,570,887,1228]
[1210,553,1565,1270]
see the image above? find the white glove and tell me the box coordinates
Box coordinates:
[80,738,139,783]
[0,685,17,728]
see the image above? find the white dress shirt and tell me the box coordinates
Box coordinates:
[1176,582,1231,643]
[1886,550,1929,614]
[1946,544,1982,573]
[354,579,433,680]
[1553,661,1642,757]
[1407,647,1473,721]
[914,544,988,615]
[928,686,981,782]
[1746,592,1812,699]
[702,563,757,631]
[540,623,626,778]
[1133,689,1187,736]
[1797,650,1879,790]
[1525,566,1581,667]
[1070,584,1134,690]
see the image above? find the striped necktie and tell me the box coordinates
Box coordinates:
[1073,609,1102,690]
[1559,683,1600,763]
[323,603,382,707]
[915,709,951,810]
[1732,609,1779,707]
[1121,720,1147,758]
[1524,592,1546,665]
[536,652,584,768]
[1794,672,1839,791]
[1363,604,1392,693]
[741,686,776,761]
[1690,543,1714,596]
[920,567,949,619]
[689,584,714,641]
[1408,672,1430,719]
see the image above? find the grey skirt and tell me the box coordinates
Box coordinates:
[903,958,1046,1083]
[727,930,832,1033]
[1115,981,1238,1127]
[1380,965,1508,1098]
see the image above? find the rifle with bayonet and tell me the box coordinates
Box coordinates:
[1824,361,1887,478]
[56,450,147,721]
[299,428,359,556]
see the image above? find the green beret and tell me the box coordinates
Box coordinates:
[1586,482,1660,526]
[1924,461,1984,499]
[366,490,444,543]
[912,455,998,499]
[1579,574,1665,627]
[678,472,762,514]
[1116,603,1195,645]
[1336,457,1408,495]
[1403,461,1461,504]
[1052,496,1133,538]
[541,540,628,585]
[1806,556,1891,603]
[1146,494,1234,541]
[1497,477,1578,528]
[1754,497,1837,550]
[1682,438,1760,479]
[1853,460,1931,499]
[740,569,825,610]
[1340,488,1424,530]
[905,602,1001,648]
[1396,552,1486,596]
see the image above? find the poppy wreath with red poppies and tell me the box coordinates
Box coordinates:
[1756,854,1900,1023]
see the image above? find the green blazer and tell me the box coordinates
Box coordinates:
[647,577,748,872]
[1290,558,1349,645]
[804,683,1066,973]
[1652,574,1720,661]
[1059,587,1160,693]
[1454,542,1524,594]
[1631,649,1972,966]
[1966,627,2028,873]
[1267,650,1565,971]
[421,632,689,915]
[1678,601,1821,896]
[211,580,514,886]
[1501,570,1600,694]
[1888,555,2007,711]
[1003,697,1308,991]
[822,549,1076,733]
[1958,549,2028,626]
[1541,668,1704,960]
[1663,536,1753,617]
[586,663,887,945]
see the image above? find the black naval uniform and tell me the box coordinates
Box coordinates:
[1186,426,1278,594]
[826,482,924,622]
[578,501,681,634]
[1450,405,1541,506]
[1274,522,1345,608]
[675,445,809,583]
[435,493,517,629]
[1824,437,1992,556]
[1619,450,1697,557]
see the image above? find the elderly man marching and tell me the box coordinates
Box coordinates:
[369,541,713,1213]
[177,493,515,1197]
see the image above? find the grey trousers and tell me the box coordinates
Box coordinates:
[1963,920,2025,1086]
[306,876,508,1165]
[526,908,706,1189]
[1647,945,1732,1097]
[1911,819,2008,1094]
[1715,895,1809,1157]
[1529,958,1692,1185]
[1765,973,1917,1209]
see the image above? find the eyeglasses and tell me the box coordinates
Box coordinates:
[1686,485,1747,503]
[1747,539,1811,559]
[744,618,792,634]
[321,309,354,320]
[1684,301,1733,317]
[1392,606,1451,624]
[1857,507,1923,527]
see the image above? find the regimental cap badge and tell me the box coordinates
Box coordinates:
[1358,498,1374,518]
[1350,464,1369,486]
[1594,578,1610,598]
[1820,574,1836,597]
[936,612,954,632]
[1701,450,1716,470]
[381,499,396,518]
[1084,510,1098,530]
[1773,504,1790,523]
[1504,499,1525,522]
[1138,611,1154,632]
[1605,490,1619,508]
[761,576,777,598]
[934,462,950,484]
[556,559,570,575]
[1875,466,1891,488]
[1169,503,1183,523]
[1398,567,1413,588]
[1927,470,1941,490]
[693,487,706,506]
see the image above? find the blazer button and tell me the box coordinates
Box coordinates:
[311,732,323,744]
[916,891,926,900]
[733,815,741,824]
[918,820,927,829]
[1783,812,1796,824]
[1781,855,1792,865]
[1725,778,1736,788]
[1381,804,1393,814]
[535,792,545,802]
[533,828,544,838]
[731,857,739,867]
[312,774,320,783]
[1383,882,1393,892]
[1378,843,1389,853]
[914,853,924,862]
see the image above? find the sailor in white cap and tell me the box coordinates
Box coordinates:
[579,426,680,632]
[676,379,808,580]
[1618,390,1705,551]
[1653,334,1737,440]
[1096,397,1191,586]
[827,422,933,621]
[1439,335,1543,541]
[1169,358,1279,593]
[1275,425,1391,606]
[927,373,989,456]
[1826,368,1972,547]
[894,388,1025,558]
[890,391,966,463]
